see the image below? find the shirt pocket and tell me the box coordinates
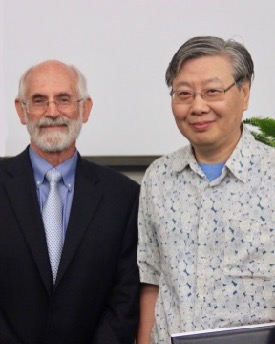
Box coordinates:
[223,220,275,279]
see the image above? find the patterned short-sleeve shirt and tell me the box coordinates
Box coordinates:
[138,127,275,343]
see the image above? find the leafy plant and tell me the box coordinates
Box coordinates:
[243,117,275,147]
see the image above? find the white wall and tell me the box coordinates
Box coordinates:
[2,0,275,157]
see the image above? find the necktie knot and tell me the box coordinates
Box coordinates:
[45,168,62,184]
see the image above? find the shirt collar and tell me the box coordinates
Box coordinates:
[171,126,255,183]
[29,146,78,191]
[172,144,200,174]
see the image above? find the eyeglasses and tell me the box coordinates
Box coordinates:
[23,96,83,115]
[171,78,242,104]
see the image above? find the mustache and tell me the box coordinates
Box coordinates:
[36,116,71,129]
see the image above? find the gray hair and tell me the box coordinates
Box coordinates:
[165,36,254,88]
[17,60,90,101]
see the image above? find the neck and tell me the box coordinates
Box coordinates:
[31,143,76,166]
[193,134,241,164]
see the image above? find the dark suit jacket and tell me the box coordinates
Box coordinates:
[0,148,140,344]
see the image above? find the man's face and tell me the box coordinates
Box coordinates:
[171,55,250,161]
[17,62,90,154]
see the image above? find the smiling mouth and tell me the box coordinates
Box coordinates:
[191,121,214,131]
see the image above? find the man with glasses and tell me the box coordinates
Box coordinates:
[0,60,140,343]
[137,36,275,343]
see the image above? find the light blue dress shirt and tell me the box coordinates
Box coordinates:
[29,146,77,244]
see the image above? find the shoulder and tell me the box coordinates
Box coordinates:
[245,129,275,163]
[238,129,275,180]
[143,145,190,183]
[0,148,31,177]
[254,141,275,171]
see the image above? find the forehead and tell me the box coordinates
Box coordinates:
[24,62,78,96]
[174,55,233,85]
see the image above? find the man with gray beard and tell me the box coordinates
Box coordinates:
[0,60,140,344]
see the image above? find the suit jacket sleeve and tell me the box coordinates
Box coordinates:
[91,191,140,344]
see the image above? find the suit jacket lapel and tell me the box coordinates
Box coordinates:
[4,149,53,294]
[55,157,103,286]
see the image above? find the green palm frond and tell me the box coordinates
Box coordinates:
[243,117,275,147]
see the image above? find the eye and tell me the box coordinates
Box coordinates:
[56,95,71,104]
[176,90,192,99]
[204,88,223,97]
[32,97,47,106]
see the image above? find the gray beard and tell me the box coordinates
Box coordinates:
[26,116,82,153]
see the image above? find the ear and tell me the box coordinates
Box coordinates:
[15,98,27,125]
[81,97,93,123]
[241,80,250,112]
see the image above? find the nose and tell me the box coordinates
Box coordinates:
[190,94,209,116]
[45,101,60,116]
